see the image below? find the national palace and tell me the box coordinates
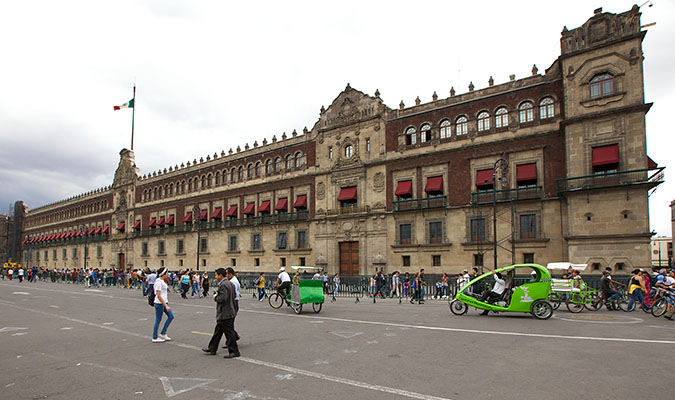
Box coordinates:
[20,6,664,275]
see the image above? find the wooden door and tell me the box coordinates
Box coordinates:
[339,241,359,276]
[118,253,125,269]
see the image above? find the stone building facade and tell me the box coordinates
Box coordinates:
[21,6,663,275]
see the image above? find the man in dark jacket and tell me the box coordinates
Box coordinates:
[202,268,240,358]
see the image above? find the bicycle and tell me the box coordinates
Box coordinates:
[650,288,674,317]
[268,285,290,309]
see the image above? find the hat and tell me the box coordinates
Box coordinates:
[531,271,537,275]
[279,267,285,272]
[157,267,168,277]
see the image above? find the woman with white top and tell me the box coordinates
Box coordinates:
[152,267,174,343]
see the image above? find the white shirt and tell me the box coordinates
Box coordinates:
[146,273,157,285]
[18,269,24,276]
[230,276,241,300]
[279,271,291,283]
[154,278,168,304]
[492,276,506,295]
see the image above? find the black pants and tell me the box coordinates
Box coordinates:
[207,318,239,355]
[481,291,502,304]
[181,283,189,298]
[278,281,290,300]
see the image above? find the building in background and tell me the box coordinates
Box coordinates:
[651,237,672,268]
[19,6,664,275]
[0,214,9,264]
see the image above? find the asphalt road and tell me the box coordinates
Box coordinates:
[0,280,673,400]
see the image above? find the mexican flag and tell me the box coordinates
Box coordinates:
[114,98,134,111]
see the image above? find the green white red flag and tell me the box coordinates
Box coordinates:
[114,98,134,111]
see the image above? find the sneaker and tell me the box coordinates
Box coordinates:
[159,334,171,341]
[152,338,165,343]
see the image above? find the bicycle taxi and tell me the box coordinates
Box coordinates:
[546,262,601,312]
[286,266,325,314]
[449,263,554,319]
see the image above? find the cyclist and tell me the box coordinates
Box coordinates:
[655,270,675,319]
[275,267,291,304]
[600,270,623,310]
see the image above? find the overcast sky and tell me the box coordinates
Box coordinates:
[1,1,672,236]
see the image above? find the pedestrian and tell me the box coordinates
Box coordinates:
[151,268,174,343]
[202,272,210,297]
[627,269,650,311]
[17,267,24,283]
[334,273,340,295]
[180,270,190,299]
[323,271,329,293]
[403,272,410,297]
[146,268,157,306]
[418,269,426,303]
[8,268,13,280]
[255,272,266,301]
[202,268,240,358]
[226,268,241,342]
[375,272,387,298]
[192,271,202,298]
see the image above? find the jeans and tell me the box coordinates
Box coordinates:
[605,289,620,302]
[628,290,648,310]
[257,287,266,300]
[191,281,201,297]
[153,303,174,339]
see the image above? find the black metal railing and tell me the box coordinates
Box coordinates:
[393,196,447,212]
[325,205,370,216]
[556,168,664,194]
[471,186,543,204]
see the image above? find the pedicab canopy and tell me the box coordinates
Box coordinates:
[289,266,325,304]
[546,262,588,271]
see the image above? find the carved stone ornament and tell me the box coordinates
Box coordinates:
[316,182,325,200]
[373,172,384,192]
[113,149,141,188]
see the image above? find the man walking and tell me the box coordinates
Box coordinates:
[203,268,240,358]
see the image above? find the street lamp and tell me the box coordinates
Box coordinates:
[192,205,201,272]
[492,158,508,271]
[81,225,88,270]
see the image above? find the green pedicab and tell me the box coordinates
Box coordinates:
[287,266,325,314]
[450,264,554,320]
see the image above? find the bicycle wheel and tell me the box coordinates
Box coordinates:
[584,292,602,311]
[449,300,468,315]
[618,296,634,312]
[312,302,322,313]
[548,293,561,310]
[290,302,303,314]
[651,298,668,317]
[566,293,585,313]
[531,300,553,320]
[268,292,283,309]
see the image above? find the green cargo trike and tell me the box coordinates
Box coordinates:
[449,264,554,320]
[287,266,325,314]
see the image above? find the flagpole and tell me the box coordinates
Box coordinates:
[131,85,136,150]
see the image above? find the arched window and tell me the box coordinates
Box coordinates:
[286,154,293,169]
[215,171,220,185]
[495,107,509,128]
[181,180,186,193]
[255,162,262,177]
[420,124,431,142]
[519,102,534,123]
[221,170,227,184]
[164,184,169,196]
[295,152,303,168]
[477,112,490,132]
[201,175,206,189]
[275,157,281,172]
[439,120,451,139]
[247,163,254,178]
[238,166,244,181]
[153,187,158,199]
[207,174,212,187]
[456,116,468,136]
[344,144,353,158]
[266,159,273,175]
[590,73,614,99]
[405,127,417,145]
[540,97,554,119]
[230,169,236,182]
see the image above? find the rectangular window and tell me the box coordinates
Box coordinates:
[176,239,184,254]
[231,258,237,267]
[200,237,208,253]
[523,253,535,264]
[471,218,486,242]
[402,255,411,267]
[36,251,40,261]
[72,248,78,259]
[366,138,370,153]
[229,235,238,252]
[432,255,441,267]
[254,257,260,267]
[53,249,57,260]
[160,260,165,267]
[179,259,184,267]
[429,221,443,244]
[202,259,206,267]
[281,257,286,267]
[97,246,102,258]
[399,223,412,245]
[44,250,48,260]
[141,242,148,256]
[277,232,287,249]
[252,233,261,250]
[520,214,536,239]
[84,246,89,259]
[297,231,307,249]
[300,257,306,266]
[474,253,484,267]
[329,146,333,160]
[62,249,67,260]
[158,240,165,255]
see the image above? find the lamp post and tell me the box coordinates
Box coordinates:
[492,158,508,271]
[81,225,88,270]
[193,205,201,272]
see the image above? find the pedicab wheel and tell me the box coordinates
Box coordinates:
[565,294,585,313]
[584,292,602,311]
[312,302,323,313]
[548,293,561,310]
[449,300,468,315]
[268,292,283,309]
[651,298,668,317]
[531,300,553,320]
[290,302,303,314]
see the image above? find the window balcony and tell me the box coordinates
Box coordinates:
[471,186,543,205]
[326,205,370,216]
[393,196,447,212]
[556,168,664,195]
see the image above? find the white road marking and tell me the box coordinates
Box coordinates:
[366,340,378,344]
[313,359,329,365]
[649,325,675,330]
[553,315,643,324]
[60,327,74,330]
[138,318,148,321]
[384,332,397,337]
[12,292,30,295]
[85,289,105,293]
[275,374,295,381]
[17,355,22,359]
[343,349,357,354]
[12,332,27,336]
[309,320,324,324]
[330,331,363,339]
[102,322,115,325]
[5,383,15,388]
[0,327,28,333]
[160,376,216,398]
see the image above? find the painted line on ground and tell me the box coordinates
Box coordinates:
[191,330,212,336]
[0,300,450,400]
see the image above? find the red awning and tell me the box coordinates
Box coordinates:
[516,163,537,182]
[425,176,443,193]
[166,215,175,226]
[199,210,208,221]
[592,144,619,167]
[395,180,413,196]
[102,225,109,234]
[211,207,223,220]
[87,227,96,235]
[148,217,157,228]
[476,169,493,186]
[74,230,82,238]
[648,156,658,169]
[243,203,256,215]
[258,200,271,213]
[292,195,307,209]
[182,212,193,223]
[22,238,27,245]
[116,221,125,231]
[95,227,103,235]
[225,205,238,218]
[132,220,141,230]
[157,216,166,227]
[49,234,55,240]
[275,198,288,212]
[337,186,357,201]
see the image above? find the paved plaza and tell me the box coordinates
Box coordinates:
[1,280,673,400]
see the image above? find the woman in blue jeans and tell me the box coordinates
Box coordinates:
[152,268,174,343]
